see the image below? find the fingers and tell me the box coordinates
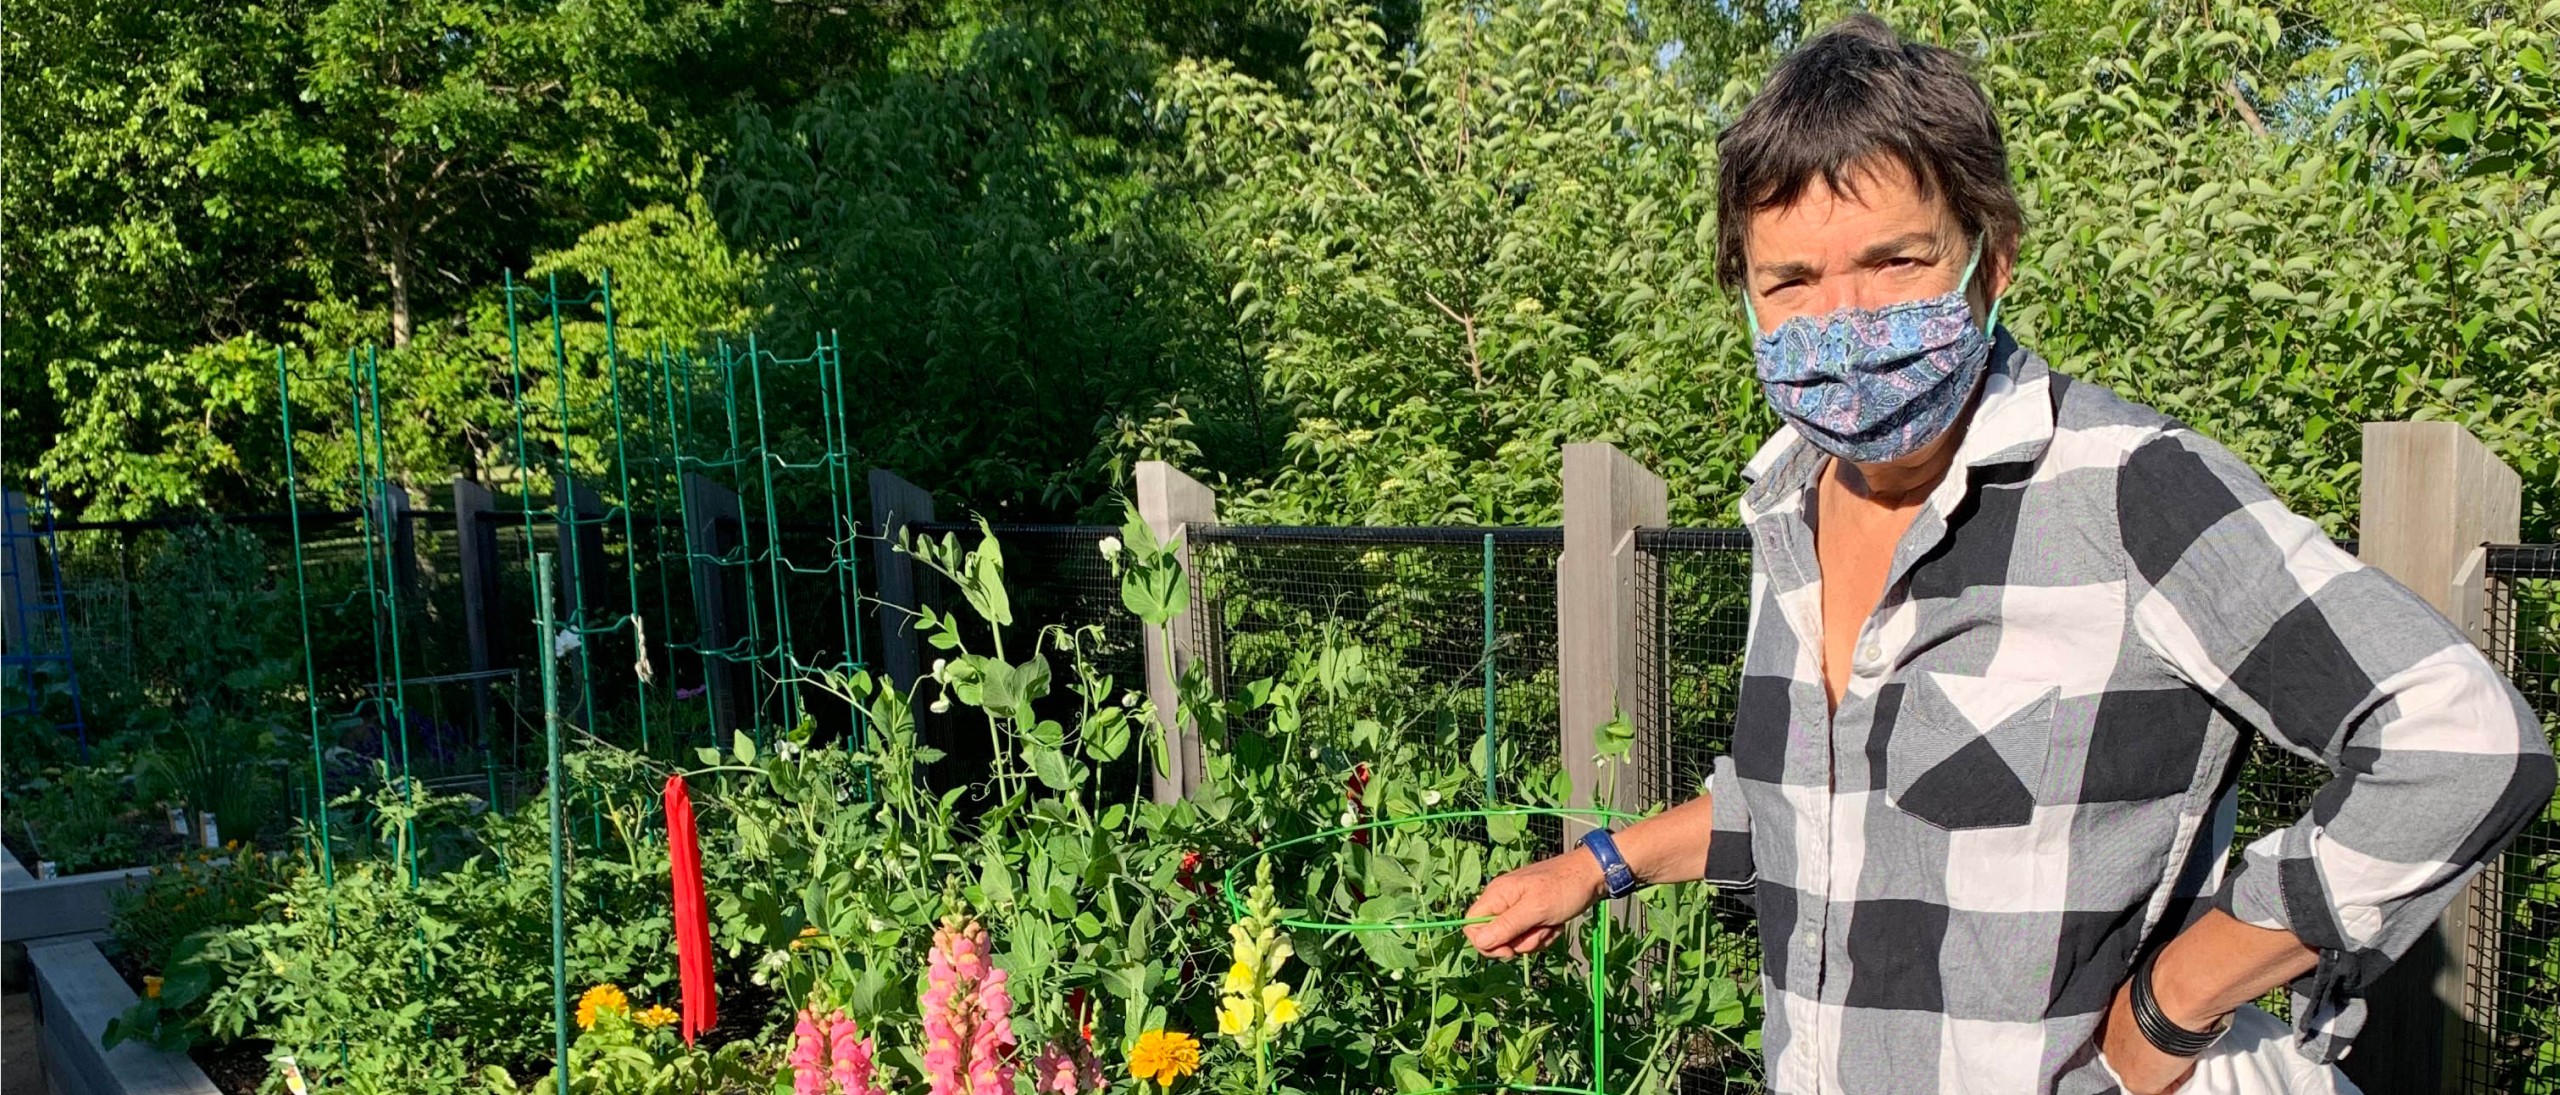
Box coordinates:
[1464,872,1573,958]
[1476,926,1561,960]
[1461,882,1517,954]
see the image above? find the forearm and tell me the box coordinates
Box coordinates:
[1606,791,1720,887]
[2149,907,2319,1027]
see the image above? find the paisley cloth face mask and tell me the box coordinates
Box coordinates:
[1745,236,2003,464]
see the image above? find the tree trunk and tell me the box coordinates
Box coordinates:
[386,244,414,349]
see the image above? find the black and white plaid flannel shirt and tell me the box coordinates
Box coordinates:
[1699,333,2552,1093]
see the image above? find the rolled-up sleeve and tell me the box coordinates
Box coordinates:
[2119,430,2553,1060]
[1702,754,1758,888]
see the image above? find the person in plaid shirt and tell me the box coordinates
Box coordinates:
[1462,14,2551,1094]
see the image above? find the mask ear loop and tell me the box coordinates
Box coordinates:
[1957,235,2005,337]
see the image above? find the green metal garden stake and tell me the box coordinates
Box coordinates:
[598,269,653,753]
[537,552,571,1088]
[275,348,336,888]
[363,344,422,890]
[1482,532,1497,803]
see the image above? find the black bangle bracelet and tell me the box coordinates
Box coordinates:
[2130,949,2231,1058]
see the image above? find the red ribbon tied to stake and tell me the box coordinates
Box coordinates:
[665,774,718,1044]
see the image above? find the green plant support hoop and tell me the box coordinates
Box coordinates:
[1221,806,1644,1095]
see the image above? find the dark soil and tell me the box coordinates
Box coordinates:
[193,1037,276,1094]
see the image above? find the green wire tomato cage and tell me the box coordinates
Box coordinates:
[1224,806,1645,1095]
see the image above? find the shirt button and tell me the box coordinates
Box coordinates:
[1859,640,1882,664]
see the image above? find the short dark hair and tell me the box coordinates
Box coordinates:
[1713,14,2021,291]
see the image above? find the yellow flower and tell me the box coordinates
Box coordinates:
[144,976,164,999]
[1260,983,1300,1031]
[792,925,824,951]
[1127,1030,1201,1090]
[575,983,630,1030]
[1216,997,1254,1037]
[1222,960,1256,996]
[635,1005,679,1029]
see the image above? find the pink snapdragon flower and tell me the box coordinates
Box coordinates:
[1033,1038,1108,1095]
[829,1011,884,1095]
[922,917,1018,1095]
[790,1008,830,1095]
[787,1005,894,1095]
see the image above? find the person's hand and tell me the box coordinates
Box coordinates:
[2098,979,2200,1095]
[1461,850,1608,957]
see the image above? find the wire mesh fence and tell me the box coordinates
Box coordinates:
[903,521,1151,801]
[2463,544,2560,1093]
[1631,527,1764,1065]
[1188,525,1564,806]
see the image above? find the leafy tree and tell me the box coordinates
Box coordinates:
[1160,0,2559,535]
[2,0,879,515]
[1158,0,1759,526]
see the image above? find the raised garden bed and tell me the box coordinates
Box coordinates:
[27,936,220,1095]
[0,847,156,944]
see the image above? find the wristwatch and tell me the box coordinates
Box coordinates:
[2130,948,2233,1058]
[1579,828,1642,899]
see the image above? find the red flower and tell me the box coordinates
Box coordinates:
[1346,762,1373,847]
[1176,850,1204,893]
[1067,987,1094,1045]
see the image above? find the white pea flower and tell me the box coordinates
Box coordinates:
[1305,746,1320,760]
[1339,810,1359,828]
[1423,790,1442,807]
[1121,691,1142,708]
[1098,536,1123,562]
[930,695,952,714]
[868,917,891,933]
[552,631,582,658]
[1390,969,1405,982]
[930,657,948,681]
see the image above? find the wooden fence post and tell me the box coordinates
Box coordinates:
[382,482,420,600]
[452,477,501,740]
[2351,420,2522,1093]
[868,470,936,695]
[684,473,746,735]
[1558,442,1666,853]
[1136,461,1216,804]
[1,490,36,655]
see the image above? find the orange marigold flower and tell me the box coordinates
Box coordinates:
[575,983,630,1030]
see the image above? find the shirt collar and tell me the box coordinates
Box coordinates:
[1739,330,2052,517]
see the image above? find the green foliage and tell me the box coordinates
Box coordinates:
[119,520,1759,1093]
[0,0,866,515]
[2,757,156,874]
[1159,0,1757,526]
[110,777,716,1086]
[111,845,291,980]
[1166,0,2558,533]
[1992,0,2560,535]
[13,0,2551,535]
[480,1007,767,1095]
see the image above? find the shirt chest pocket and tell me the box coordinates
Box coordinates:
[1883,671,2060,831]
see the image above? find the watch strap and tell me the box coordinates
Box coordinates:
[1578,828,1641,899]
